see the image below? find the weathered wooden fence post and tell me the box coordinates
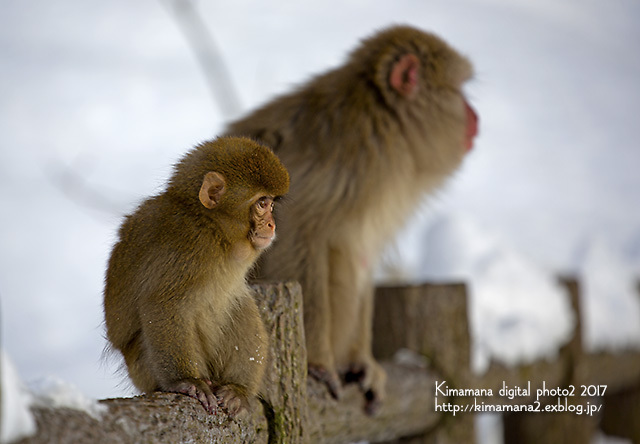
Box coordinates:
[373,283,471,386]
[252,281,308,443]
[373,283,475,444]
[600,383,640,442]
[598,280,640,443]
[503,278,599,444]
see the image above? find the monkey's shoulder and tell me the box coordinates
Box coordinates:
[115,196,215,262]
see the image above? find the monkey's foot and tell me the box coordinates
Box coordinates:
[163,378,218,415]
[344,360,387,416]
[308,363,342,400]
[212,385,250,419]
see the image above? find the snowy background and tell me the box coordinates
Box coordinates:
[1,0,639,438]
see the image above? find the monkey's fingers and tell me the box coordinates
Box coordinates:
[344,366,366,385]
[308,364,342,400]
[195,388,219,415]
[364,389,382,416]
[164,378,219,415]
[212,385,250,419]
[346,361,386,416]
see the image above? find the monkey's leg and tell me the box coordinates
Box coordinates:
[140,312,219,414]
[121,333,157,392]
[213,293,268,418]
[329,247,387,414]
[301,243,342,399]
[123,335,219,410]
[263,227,341,398]
[347,283,387,415]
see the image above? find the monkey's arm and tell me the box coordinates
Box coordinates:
[349,283,387,415]
[206,292,269,417]
[327,245,387,414]
[297,241,344,399]
[139,299,220,414]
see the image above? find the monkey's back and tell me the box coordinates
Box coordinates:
[103,195,217,351]
[227,81,463,283]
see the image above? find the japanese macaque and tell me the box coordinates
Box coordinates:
[103,137,290,418]
[226,25,478,414]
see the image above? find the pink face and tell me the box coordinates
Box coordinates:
[249,196,277,250]
[464,100,479,152]
[388,53,479,153]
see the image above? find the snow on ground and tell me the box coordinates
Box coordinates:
[379,207,640,371]
[1,351,107,443]
[578,239,640,352]
[1,351,36,443]
[377,210,577,373]
[28,376,108,420]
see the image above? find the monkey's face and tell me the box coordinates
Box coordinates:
[248,195,277,250]
[463,100,479,152]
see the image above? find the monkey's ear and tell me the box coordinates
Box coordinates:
[389,54,420,98]
[199,172,226,209]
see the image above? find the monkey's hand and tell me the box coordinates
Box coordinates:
[344,359,387,416]
[212,384,251,419]
[163,378,218,415]
[308,363,342,400]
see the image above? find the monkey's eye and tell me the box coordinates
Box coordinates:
[256,197,270,212]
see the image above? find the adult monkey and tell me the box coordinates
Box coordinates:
[226,25,479,414]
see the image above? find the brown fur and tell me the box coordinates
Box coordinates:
[225,25,477,414]
[103,136,289,417]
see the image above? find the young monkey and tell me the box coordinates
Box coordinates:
[103,136,290,418]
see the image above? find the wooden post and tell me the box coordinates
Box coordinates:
[373,283,471,385]
[307,362,442,444]
[252,281,308,443]
[373,283,475,444]
[599,281,640,443]
[502,278,599,444]
[600,383,640,443]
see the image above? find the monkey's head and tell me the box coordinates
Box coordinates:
[350,25,478,156]
[169,137,290,250]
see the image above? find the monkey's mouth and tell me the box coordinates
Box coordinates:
[250,233,276,250]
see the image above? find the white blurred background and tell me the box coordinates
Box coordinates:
[1,0,639,420]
